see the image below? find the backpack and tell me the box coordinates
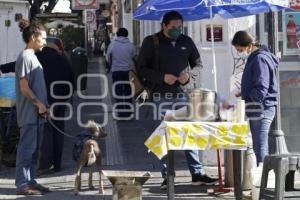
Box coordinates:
[129,34,160,104]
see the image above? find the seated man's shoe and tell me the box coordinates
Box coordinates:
[54,166,61,172]
[192,174,218,186]
[16,185,43,195]
[33,184,51,193]
[160,178,167,190]
[37,165,55,176]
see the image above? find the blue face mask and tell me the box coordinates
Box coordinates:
[239,51,250,59]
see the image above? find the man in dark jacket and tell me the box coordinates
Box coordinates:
[36,39,75,173]
[137,11,217,189]
[138,18,201,96]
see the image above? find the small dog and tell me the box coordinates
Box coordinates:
[74,120,107,195]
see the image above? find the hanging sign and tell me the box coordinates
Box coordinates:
[72,0,98,10]
[290,0,300,11]
[86,10,97,31]
[86,10,96,23]
[206,25,223,42]
[101,10,110,18]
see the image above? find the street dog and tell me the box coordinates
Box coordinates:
[74,120,107,195]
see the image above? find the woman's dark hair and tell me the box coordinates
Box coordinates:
[231,31,256,47]
[19,20,46,43]
[162,11,183,25]
[116,28,128,37]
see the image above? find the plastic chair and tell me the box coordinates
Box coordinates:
[259,154,300,200]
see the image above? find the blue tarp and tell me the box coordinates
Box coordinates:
[0,77,16,101]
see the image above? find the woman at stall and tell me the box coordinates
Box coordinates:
[232,31,278,165]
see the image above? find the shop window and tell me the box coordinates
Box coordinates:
[282,5,300,55]
[280,71,300,152]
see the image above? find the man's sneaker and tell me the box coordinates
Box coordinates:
[33,184,51,193]
[192,174,218,186]
[16,185,43,195]
[37,165,55,177]
[160,178,167,190]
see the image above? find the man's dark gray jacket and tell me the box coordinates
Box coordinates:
[137,31,203,95]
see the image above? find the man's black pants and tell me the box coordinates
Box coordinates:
[112,70,132,118]
[39,105,66,171]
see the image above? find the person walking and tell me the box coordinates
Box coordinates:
[137,11,218,189]
[106,28,135,118]
[102,27,111,73]
[36,38,75,174]
[14,20,50,195]
[232,30,278,165]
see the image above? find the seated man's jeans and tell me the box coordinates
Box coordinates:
[249,106,275,165]
[151,96,205,179]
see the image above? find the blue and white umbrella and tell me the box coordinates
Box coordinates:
[134,0,289,21]
[133,0,290,91]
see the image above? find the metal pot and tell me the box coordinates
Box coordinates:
[187,88,217,121]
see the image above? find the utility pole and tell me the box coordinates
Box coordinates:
[117,0,123,28]
[267,11,289,154]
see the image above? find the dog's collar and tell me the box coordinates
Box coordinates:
[77,129,99,140]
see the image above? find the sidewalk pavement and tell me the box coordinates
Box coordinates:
[0,57,241,199]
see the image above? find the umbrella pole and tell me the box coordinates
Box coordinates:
[209,8,230,193]
[216,149,232,193]
[208,5,232,194]
[209,7,231,194]
[208,149,232,194]
[210,6,217,92]
[267,11,288,154]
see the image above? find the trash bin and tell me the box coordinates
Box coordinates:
[70,47,87,91]
[250,164,275,200]
[0,61,16,73]
[102,170,152,200]
[0,77,16,107]
[0,107,19,167]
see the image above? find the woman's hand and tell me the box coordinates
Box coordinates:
[235,91,241,97]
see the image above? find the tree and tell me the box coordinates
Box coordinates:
[27,0,61,20]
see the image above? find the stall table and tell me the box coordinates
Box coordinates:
[145,121,249,200]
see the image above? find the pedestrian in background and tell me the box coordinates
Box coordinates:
[15,20,50,195]
[137,11,218,189]
[36,37,75,174]
[232,30,278,165]
[106,27,135,119]
[104,31,111,73]
[101,27,111,56]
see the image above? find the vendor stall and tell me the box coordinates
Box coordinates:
[145,121,249,199]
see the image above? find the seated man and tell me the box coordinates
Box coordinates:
[36,37,75,174]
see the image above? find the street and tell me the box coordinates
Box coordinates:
[0,57,240,200]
